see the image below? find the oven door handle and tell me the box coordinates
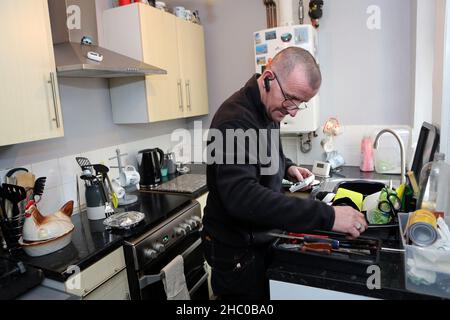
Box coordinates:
[189,271,208,296]
[138,238,202,290]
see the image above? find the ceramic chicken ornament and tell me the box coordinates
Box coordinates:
[22,201,75,242]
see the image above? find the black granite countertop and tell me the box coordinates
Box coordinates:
[1,213,124,282]
[269,166,442,299]
[0,169,202,283]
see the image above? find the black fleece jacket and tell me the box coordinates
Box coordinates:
[203,75,335,248]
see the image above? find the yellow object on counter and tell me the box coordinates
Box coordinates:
[334,188,364,211]
[407,171,420,197]
[396,183,406,200]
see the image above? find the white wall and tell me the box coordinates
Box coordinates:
[412,0,436,143]
[440,0,450,162]
[313,0,413,126]
[432,0,446,128]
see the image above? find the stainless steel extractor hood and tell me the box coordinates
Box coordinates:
[48,0,166,78]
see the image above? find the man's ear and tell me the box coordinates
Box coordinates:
[263,70,274,92]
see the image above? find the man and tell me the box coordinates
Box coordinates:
[201,47,367,300]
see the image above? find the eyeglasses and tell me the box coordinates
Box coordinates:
[272,72,308,111]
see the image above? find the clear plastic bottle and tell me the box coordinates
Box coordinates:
[417,153,450,217]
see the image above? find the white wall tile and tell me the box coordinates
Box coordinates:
[31,160,61,189]
[62,182,79,208]
[58,155,80,184]
[0,169,8,185]
[36,187,64,216]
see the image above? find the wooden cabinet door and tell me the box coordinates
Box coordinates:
[141,7,184,122]
[176,19,209,118]
[0,0,63,146]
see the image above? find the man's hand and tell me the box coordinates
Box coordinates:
[287,166,313,182]
[332,206,368,238]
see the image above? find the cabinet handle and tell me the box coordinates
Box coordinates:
[177,80,184,111]
[186,80,192,111]
[48,72,61,128]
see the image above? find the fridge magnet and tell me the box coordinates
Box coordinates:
[256,56,267,66]
[294,28,309,45]
[281,33,293,43]
[256,44,268,55]
[265,30,277,41]
[255,33,262,44]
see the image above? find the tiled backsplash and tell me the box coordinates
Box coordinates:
[282,125,413,167]
[0,133,183,216]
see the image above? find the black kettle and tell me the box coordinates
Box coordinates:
[137,148,165,189]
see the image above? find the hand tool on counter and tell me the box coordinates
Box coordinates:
[278,242,371,256]
[286,232,379,245]
[269,232,378,251]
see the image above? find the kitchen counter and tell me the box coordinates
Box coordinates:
[0,185,197,282]
[270,166,441,299]
[144,163,208,199]
[1,213,124,282]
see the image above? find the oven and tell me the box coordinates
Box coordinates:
[123,201,209,300]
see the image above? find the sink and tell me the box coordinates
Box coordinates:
[312,178,403,242]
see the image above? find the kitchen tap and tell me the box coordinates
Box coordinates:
[373,129,406,185]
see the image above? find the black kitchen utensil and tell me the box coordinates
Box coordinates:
[32,177,46,203]
[0,184,27,251]
[93,166,115,217]
[1,184,27,217]
[94,164,118,208]
[76,157,93,169]
[93,164,109,175]
[5,168,29,180]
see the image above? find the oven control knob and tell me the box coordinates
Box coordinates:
[153,242,165,253]
[179,223,192,232]
[185,219,198,228]
[191,216,202,224]
[144,248,158,260]
[174,227,187,237]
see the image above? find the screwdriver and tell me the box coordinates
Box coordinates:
[301,243,371,256]
[271,232,376,251]
[285,232,378,249]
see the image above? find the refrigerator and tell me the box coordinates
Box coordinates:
[254,24,320,134]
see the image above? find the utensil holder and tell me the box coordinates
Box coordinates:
[0,213,25,253]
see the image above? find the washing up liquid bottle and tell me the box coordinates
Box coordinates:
[360,136,374,172]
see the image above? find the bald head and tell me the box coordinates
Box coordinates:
[270,47,321,91]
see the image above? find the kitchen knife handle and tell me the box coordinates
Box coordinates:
[177,79,184,111]
[186,80,192,111]
[48,72,61,128]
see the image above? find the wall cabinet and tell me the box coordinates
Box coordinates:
[103,3,209,123]
[0,0,64,146]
